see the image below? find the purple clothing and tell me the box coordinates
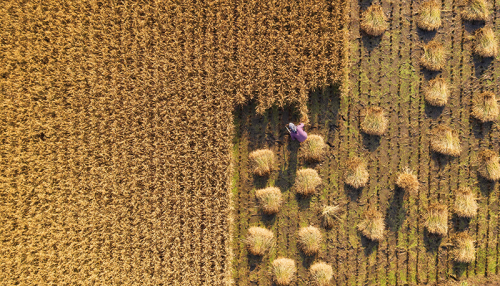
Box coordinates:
[290,123,307,142]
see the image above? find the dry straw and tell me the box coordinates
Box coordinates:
[358,208,385,241]
[298,226,322,255]
[396,167,419,194]
[256,187,282,215]
[310,261,333,286]
[245,226,274,256]
[477,149,500,181]
[249,149,275,176]
[361,106,388,136]
[425,203,448,236]
[453,232,476,263]
[430,124,461,156]
[462,0,489,21]
[424,78,449,106]
[300,134,327,162]
[421,40,446,71]
[294,168,322,196]
[471,91,499,122]
[474,27,498,57]
[345,157,369,188]
[454,187,478,218]
[272,258,296,286]
[418,0,442,31]
[361,5,389,36]
[321,205,342,229]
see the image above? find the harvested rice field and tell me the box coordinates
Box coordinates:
[231,0,500,285]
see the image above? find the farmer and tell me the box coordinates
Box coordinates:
[287,122,308,143]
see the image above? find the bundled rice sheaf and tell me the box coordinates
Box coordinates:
[462,0,489,21]
[454,187,478,218]
[300,135,327,162]
[396,167,419,194]
[249,149,275,176]
[272,258,296,286]
[361,5,389,36]
[418,0,442,31]
[321,205,341,229]
[357,208,385,241]
[453,232,476,263]
[424,78,449,106]
[345,157,369,189]
[310,261,334,286]
[245,226,274,256]
[477,149,500,181]
[294,168,322,196]
[298,226,322,255]
[256,187,282,215]
[361,106,388,136]
[471,91,499,122]
[425,203,448,236]
[421,40,446,71]
[474,27,498,57]
[430,124,461,156]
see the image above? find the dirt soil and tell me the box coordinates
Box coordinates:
[231,0,500,285]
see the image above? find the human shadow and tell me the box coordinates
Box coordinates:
[425,104,445,119]
[386,187,407,232]
[362,133,382,152]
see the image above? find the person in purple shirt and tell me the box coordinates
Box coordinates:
[287,122,308,143]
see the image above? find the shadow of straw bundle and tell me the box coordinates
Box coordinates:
[256,187,283,215]
[249,149,275,176]
[474,27,498,57]
[361,106,388,136]
[310,261,333,286]
[345,157,369,188]
[472,91,499,122]
[298,226,322,256]
[272,258,296,286]
[424,78,449,107]
[357,208,385,241]
[417,0,442,31]
[425,203,448,236]
[477,149,500,181]
[454,187,478,218]
[430,124,461,157]
[300,134,327,162]
[245,226,274,256]
[453,232,476,263]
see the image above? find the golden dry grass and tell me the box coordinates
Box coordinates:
[471,91,499,122]
[295,168,322,196]
[454,187,478,218]
[256,187,283,215]
[421,41,446,71]
[345,157,369,188]
[474,27,498,57]
[462,0,489,21]
[396,167,419,194]
[453,232,476,263]
[361,107,388,136]
[310,261,334,286]
[300,135,327,162]
[425,203,448,236]
[245,226,274,256]
[357,208,385,241]
[321,205,342,229]
[361,5,389,36]
[298,226,323,255]
[430,125,461,156]
[424,78,449,106]
[477,149,500,181]
[249,149,276,176]
[418,0,442,31]
[272,258,297,286]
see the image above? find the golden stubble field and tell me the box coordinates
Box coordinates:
[0,0,346,284]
